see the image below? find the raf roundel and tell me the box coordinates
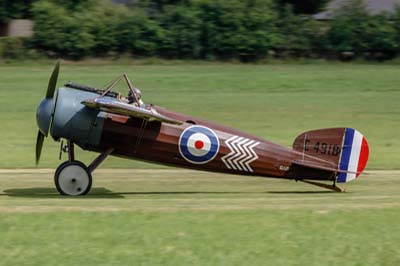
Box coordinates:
[179,125,220,164]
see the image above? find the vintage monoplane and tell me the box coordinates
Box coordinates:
[36,62,369,196]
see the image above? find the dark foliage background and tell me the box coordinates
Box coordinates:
[1,0,400,60]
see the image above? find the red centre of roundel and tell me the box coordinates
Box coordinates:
[194,140,204,149]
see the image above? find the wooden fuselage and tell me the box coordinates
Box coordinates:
[92,105,335,181]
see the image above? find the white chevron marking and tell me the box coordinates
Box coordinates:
[221,135,259,172]
[221,136,239,169]
[244,142,259,172]
[233,139,254,171]
[230,138,248,171]
[238,140,255,171]
[228,137,245,170]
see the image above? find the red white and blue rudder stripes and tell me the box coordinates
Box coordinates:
[337,128,369,183]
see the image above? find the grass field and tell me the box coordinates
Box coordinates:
[0,61,399,169]
[0,169,399,266]
[0,61,399,265]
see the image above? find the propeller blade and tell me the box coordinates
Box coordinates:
[36,61,60,165]
[36,131,45,166]
[45,61,60,99]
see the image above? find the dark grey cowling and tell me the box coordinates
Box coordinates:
[50,87,107,149]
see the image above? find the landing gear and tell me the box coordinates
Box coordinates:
[55,161,92,196]
[55,140,114,196]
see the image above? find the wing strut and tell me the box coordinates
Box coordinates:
[134,119,148,153]
[100,74,140,106]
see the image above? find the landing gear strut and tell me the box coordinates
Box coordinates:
[54,140,113,196]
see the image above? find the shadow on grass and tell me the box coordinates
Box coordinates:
[2,187,124,198]
[268,191,335,194]
[1,187,335,198]
[114,190,337,195]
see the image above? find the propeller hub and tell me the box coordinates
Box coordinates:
[36,98,54,136]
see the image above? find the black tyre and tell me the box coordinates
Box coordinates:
[54,160,92,196]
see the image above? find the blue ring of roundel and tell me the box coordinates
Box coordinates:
[179,126,219,164]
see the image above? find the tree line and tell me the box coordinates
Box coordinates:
[1,0,400,61]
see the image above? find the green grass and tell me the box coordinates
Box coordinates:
[1,62,399,266]
[0,61,399,168]
[0,169,399,266]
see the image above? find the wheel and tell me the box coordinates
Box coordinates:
[54,160,92,196]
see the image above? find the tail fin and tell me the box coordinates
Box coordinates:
[293,128,369,183]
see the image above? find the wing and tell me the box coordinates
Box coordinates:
[82,98,183,125]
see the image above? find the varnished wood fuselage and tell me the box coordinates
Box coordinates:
[91,106,335,181]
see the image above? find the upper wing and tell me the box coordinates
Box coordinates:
[82,98,183,125]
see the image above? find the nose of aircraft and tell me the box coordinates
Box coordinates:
[36,98,54,136]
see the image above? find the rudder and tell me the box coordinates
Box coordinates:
[337,128,369,182]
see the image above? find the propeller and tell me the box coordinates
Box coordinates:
[36,131,45,165]
[36,61,60,165]
[46,61,60,99]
